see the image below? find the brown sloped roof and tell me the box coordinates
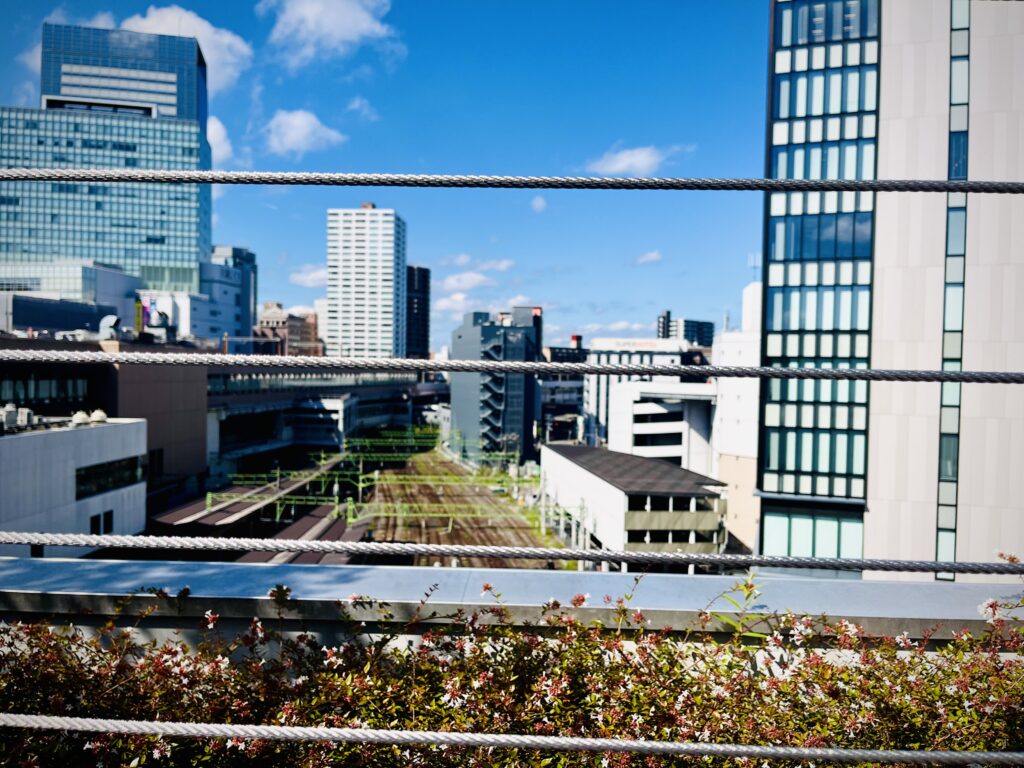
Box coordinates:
[545,445,723,497]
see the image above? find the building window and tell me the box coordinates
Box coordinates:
[76,456,146,500]
[939,435,959,481]
[948,132,968,180]
[761,510,863,558]
[633,432,683,447]
[634,410,684,424]
[89,510,114,535]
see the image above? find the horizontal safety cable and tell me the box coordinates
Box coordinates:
[0,714,1020,763]
[1,350,1023,383]
[3,532,1022,574]
[2,168,1024,193]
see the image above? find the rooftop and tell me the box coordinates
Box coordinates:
[544,444,724,496]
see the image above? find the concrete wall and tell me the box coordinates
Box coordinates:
[869,0,1024,580]
[869,0,955,577]
[540,445,626,551]
[0,419,146,557]
[106,350,208,483]
[93,264,143,322]
[957,1,1024,575]
[717,454,759,552]
[606,381,716,477]
[712,282,762,551]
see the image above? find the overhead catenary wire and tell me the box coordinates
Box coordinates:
[0,714,1020,764]
[3,532,1023,574]
[1,349,1023,383]
[3,167,1024,194]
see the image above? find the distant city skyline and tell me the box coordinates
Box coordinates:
[0,2,769,351]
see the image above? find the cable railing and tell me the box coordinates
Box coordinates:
[2,167,1024,193]
[2,348,1023,382]
[3,168,1024,762]
[2,531,1023,574]
[1,714,1021,765]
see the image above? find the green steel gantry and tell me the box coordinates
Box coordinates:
[228,471,536,490]
[203,491,534,527]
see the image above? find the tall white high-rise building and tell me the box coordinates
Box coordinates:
[325,203,407,358]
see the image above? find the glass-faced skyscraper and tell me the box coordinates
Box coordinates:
[759,0,1024,580]
[0,23,211,293]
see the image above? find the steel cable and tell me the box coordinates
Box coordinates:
[0,714,1020,763]
[2,349,1023,383]
[3,168,1024,193]
[2,532,1022,573]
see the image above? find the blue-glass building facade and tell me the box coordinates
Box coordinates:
[40,23,208,124]
[758,0,880,561]
[0,24,211,293]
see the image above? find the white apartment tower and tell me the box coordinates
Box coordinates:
[325,203,407,358]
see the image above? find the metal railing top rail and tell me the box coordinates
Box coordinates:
[2,349,1024,383]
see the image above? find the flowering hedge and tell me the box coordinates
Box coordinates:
[0,578,1022,766]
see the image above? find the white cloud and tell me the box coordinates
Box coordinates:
[477,259,514,272]
[82,11,116,28]
[207,116,233,166]
[257,0,399,72]
[18,10,115,75]
[211,184,226,201]
[433,291,534,323]
[18,43,42,75]
[435,291,474,314]
[286,304,315,315]
[42,7,116,26]
[635,250,662,265]
[289,264,329,287]
[497,294,531,309]
[530,195,547,213]
[121,5,253,96]
[266,109,346,158]
[346,95,379,121]
[583,321,653,334]
[586,144,693,177]
[441,271,494,293]
[440,253,472,267]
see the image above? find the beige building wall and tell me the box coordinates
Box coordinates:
[717,453,759,552]
[956,2,1024,576]
[868,0,1024,581]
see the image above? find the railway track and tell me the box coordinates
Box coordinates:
[369,451,553,569]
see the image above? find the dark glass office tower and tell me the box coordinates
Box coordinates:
[0,23,211,293]
[406,265,431,359]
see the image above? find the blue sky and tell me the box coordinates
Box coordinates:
[1,1,769,350]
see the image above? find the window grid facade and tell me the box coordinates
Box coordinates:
[325,207,407,359]
[935,0,971,580]
[0,108,211,293]
[41,23,208,125]
[760,0,879,558]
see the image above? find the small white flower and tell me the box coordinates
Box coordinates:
[895,632,916,649]
[978,599,1004,624]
